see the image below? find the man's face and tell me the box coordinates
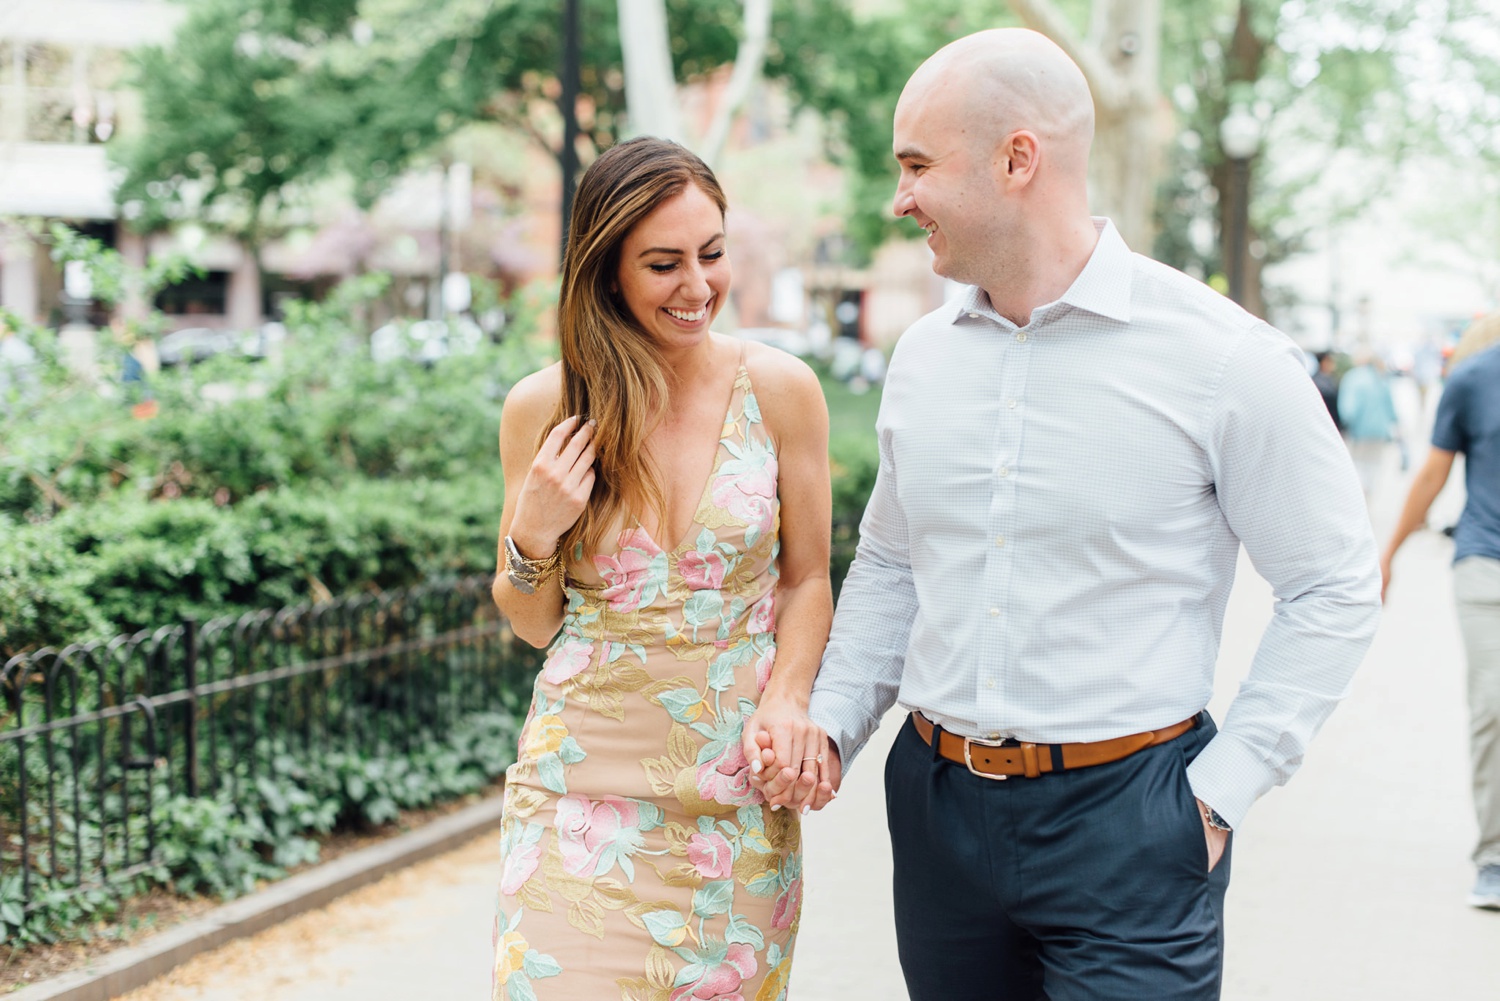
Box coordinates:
[890,84,1000,285]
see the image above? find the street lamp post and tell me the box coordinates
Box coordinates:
[1219,106,1262,309]
[559,0,581,263]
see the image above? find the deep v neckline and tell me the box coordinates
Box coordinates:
[636,352,747,555]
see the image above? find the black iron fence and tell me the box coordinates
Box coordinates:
[0,575,542,914]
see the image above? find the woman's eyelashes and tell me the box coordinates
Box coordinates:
[647,249,725,274]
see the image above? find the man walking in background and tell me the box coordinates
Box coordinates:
[803,28,1382,1000]
[1312,350,1344,430]
[1383,315,1500,910]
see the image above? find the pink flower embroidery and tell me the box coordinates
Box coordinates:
[555,794,641,878]
[499,834,542,895]
[746,592,775,636]
[679,550,730,591]
[594,529,667,612]
[686,831,735,879]
[711,441,778,535]
[754,644,776,694]
[669,943,759,1001]
[696,743,758,807]
[542,637,594,685]
[771,876,803,929]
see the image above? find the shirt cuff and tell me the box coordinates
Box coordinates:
[808,688,883,776]
[1184,730,1276,831]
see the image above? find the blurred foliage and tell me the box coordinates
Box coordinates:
[1152,0,1500,299]
[2,230,883,657]
[112,0,1500,286]
[0,238,554,657]
[112,0,361,246]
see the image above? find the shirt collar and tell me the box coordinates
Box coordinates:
[950,217,1134,327]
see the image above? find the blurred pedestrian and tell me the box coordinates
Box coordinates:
[488,137,833,1000]
[1312,349,1343,430]
[766,28,1381,1000]
[1414,337,1444,410]
[1382,320,1500,910]
[1339,351,1399,497]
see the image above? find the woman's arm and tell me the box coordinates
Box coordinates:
[491,364,597,648]
[739,345,836,811]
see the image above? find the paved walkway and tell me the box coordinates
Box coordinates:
[125,408,1496,1000]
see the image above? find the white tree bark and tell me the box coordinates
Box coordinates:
[1007,0,1164,252]
[700,0,772,169]
[618,0,684,142]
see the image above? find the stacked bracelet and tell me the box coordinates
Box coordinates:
[503,535,561,595]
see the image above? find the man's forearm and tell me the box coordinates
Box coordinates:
[1384,450,1455,560]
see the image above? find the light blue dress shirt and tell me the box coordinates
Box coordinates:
[809,220,1381,829]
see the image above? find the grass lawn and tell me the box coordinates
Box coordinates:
[820,373,881,451]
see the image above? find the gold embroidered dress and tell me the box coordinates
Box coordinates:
[493,364,801,1001]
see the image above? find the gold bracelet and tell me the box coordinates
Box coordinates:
[503,536,561,594]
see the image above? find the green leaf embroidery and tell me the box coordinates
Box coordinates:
[692,879,735,917]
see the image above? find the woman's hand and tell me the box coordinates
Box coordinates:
[508,416,596,555]
[742,697,838,814]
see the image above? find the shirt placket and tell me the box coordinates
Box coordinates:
[981,315,1033,736]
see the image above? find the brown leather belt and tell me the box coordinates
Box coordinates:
[911,711,1197,780]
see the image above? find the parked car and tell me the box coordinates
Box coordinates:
[156,327,239,367]
[370,318,483,365]
[239,321,287,360]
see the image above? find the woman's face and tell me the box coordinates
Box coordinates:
[615,183,730,353]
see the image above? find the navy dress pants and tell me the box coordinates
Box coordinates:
[885,712,1231,1001]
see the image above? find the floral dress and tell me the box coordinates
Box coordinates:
[494,362,801,1001]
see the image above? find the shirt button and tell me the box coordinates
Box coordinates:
[997,466,1010,478]
[995,535,1006,547]
[1007,399,1018,409]
[967,312,980,319]
[1016,332,1029,343]
[989,607,1000,617]
[985,679,996,689]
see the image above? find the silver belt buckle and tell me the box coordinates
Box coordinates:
[962,734,1011,781]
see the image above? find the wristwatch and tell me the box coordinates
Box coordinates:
[1201,805,1232,833]
[503,535,560,595]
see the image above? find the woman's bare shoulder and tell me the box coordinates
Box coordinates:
[501,362,564,440]
[739,340,824,408]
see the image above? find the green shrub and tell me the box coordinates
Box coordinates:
[0,518,111,655]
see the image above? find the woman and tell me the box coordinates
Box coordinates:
[490,137,834,1001]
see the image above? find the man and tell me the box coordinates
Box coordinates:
[1311,349,1343,430]
[803,29,1381,1000]
[1382,315,1500,911]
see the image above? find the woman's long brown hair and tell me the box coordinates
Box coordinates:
[545,136,728,559]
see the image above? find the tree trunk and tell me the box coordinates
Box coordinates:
[700,0,772,169]
[1008,0,1164,251]
[1213,0,1266,318]
[617,0,684,142]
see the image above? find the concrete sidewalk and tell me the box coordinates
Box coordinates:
[119,446,1497,1000]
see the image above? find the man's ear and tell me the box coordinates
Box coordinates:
[997,130,1041,186]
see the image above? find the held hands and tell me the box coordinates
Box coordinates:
[510,416,597,556]
[742,698,841,814]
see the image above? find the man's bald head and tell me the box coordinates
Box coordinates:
[898,28,1094,176]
